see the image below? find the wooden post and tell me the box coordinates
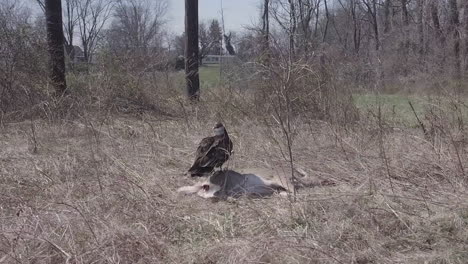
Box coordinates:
[45,0,67,95]
[185,0,200,100]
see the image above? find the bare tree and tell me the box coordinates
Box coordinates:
[400,0,410,59]
[76,0,112,64]
[322,0,330,42]
[351,0,362,53]
[198,20,223,63]
[464,0,468,72]
[417,0,424,57]
[34,0,77,60]
[400,0,409,26]
[296,0,316,54]
[262,0,270,62]
[45,0,67,94]
[430,0,444,44]
[173,33,185,56]
[288,0,296,57]
[362,0,379,51]
[0,1,48,111]
[63,0,78,59]
[337,0,362,53]
[185,0,199,100]
[209,19,223,55]
[448,0,460,78]
[429,0,445,71]
[109,0,167,51]
[383,0,391,33]
[199,22,212,64]
[236,31,258,60]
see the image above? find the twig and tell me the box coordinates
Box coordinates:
[377,104,394,194]
[41,238,73,263]
[56,202,99,244]
[408,100,427,135]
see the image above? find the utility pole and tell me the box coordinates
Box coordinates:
[185,0,200,100]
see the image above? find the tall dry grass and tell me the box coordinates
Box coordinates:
[1,56,467,263]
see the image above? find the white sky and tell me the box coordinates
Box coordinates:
[26,0,260,34]
[166,0,259,33]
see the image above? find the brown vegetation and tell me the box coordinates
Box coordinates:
[1,73,467,262]
[1,0,468,263]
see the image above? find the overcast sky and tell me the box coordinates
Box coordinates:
[26,0,260,34]
[167,0,259,33]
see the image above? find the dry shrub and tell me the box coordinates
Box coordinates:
[0,2,49,115]
[214,52,358,126]
[1,24,467,264]
[1,101,468,263]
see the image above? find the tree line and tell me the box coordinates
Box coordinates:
[1,0,466,111]
[250,0,468,92]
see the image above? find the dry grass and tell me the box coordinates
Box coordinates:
[1,97,467,264]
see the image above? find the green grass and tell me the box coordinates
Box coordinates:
[197,65,467,128]
[354,94,426,126]
[199,65,220,87]
[354,93,468,127]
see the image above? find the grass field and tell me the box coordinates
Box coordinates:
[353,94,426,126]
[1,66,467,263]
[355,94,468,128]
[199,65,221,86]
[199,65,466,128]
[1,102,467,263]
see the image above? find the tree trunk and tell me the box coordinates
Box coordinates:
[363,0,379,51]
[430,0,444,44]
[448,0,461,79]
[372,0,379,51]
[400,0,409,47]
[297,0,313,55]
[322,0,329,42]
[351,0,361,53]
[313,0,320,40]
[45,0,67,95]
[383,0,391,34]
[262,0,270,63]
[417,0,424,57]
[185,0,200,100]
[64,0,75,65]
[288,0,296,58]
[427,0,445,72]
[400,0,409,75]
[400,0,409,26]
[464,0,468,72]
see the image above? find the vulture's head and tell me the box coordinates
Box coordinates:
[213,122,226,136]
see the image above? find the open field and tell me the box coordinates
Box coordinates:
[2,64,467,263]
[199,65,468,128]
[1,104,467,263]
[199,65,221,87]
[3,0,468,262]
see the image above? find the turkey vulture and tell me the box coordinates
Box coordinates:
[224,33,236,55]
[188,123,233,177]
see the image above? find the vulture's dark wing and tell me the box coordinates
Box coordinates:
[188,136,218,173]
[195,136,216,160]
